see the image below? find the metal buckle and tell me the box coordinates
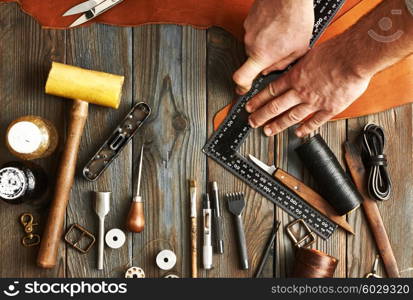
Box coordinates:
[64,224,96,254]
[286,219,316,248]
[20,213,41,247]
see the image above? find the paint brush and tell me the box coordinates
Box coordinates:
[189,180,198,278]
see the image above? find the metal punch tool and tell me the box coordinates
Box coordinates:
[63,0,125,28]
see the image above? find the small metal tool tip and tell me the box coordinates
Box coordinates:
[212,181,218,190]
[203,194,210,208]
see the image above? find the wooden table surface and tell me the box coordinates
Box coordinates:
[1,3,412,278]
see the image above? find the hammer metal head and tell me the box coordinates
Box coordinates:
[45,62,124,109]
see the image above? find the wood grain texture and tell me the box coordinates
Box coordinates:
[206,27,275,278]
[347,106,413,278]
[65,25,133,278]
[0,2,66,277]
[275,122,347,277]
[133,25,207,278]
[1,3,412,278]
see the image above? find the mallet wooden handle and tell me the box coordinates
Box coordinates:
[126,200,145,233]
[37,100,89,268]
[344,142,400,278]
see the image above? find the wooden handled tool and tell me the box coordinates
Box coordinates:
[248,155,354,234]
[189,180,198,278]
[126,144,145,233]
[344,141,400,278]
[37,62,124,269]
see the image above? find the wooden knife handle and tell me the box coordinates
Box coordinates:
[274,169,354,234]
[37,100,89,269]
[191,217,198,278]
[126,201,145,233]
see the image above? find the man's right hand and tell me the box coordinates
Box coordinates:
[233,0,315,94]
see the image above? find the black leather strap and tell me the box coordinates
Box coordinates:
[362,124,392,201]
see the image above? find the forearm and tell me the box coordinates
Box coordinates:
[333,0,413,79]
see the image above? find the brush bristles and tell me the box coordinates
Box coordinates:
[189,180,196,188]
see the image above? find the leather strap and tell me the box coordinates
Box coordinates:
[362,124,392,201]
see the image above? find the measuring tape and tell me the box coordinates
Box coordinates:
[203,0,346,240]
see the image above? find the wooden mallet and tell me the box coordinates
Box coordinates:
[37,62,124,269]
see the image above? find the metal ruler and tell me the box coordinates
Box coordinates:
[203,0,346,240]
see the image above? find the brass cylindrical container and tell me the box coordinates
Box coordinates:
[6,115,58,160]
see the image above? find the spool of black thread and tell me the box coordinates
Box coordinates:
[295,134,363,215]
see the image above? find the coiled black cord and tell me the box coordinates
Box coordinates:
[362,124,392,201]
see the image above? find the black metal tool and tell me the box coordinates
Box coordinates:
[226,193,249,270]
[203,0,346,240]
[210,182,224,254]
[255,221,281,278]
[83,102,151,181]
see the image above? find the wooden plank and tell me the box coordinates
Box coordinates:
[206,27,275,278]
[133,25,207,278]
[347,106,413,278]
[65,25,133,277]
[0,3,66,277]
[275,122,347,277]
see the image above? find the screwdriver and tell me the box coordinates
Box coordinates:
[126,144,145,233]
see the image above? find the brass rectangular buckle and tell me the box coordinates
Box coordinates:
[286,219,316,248]
[64,224,96,254]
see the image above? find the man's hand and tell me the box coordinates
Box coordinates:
[245,38,371,137]
[244,0,413,137]
[233,0,315,94]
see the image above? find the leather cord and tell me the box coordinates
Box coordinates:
[362,124,392,201]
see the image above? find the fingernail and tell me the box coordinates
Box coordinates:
[295,130,303,137]
[264,126,272,136]
[249,117,257,128]
[246,104,253,113]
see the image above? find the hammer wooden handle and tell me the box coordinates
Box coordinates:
[126,201,145,233]
[344,142,400,278]
[37,100,89,268]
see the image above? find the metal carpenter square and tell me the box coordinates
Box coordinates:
[203,0,346,239]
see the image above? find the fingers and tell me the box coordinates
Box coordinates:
[295,111,333,137]
[233,57,266,94]
[248,90,302,128]
[262,49,308,75]
[263,104,316,136]
[246,74,290,114]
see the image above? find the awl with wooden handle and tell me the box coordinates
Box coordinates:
[248,155,354,234]
[344,141,399,278]
[126,144,145,233]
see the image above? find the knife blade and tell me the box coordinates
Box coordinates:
[63,0,105,16]
[248,155,277,174]
[248,154,354,234]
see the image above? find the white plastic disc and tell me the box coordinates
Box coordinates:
[156,249,177,270]
[105,228,126,249]
[125,267,145,278]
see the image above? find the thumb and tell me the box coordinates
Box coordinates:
[233,57,266,94]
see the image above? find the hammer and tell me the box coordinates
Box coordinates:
[37,62,124,268]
